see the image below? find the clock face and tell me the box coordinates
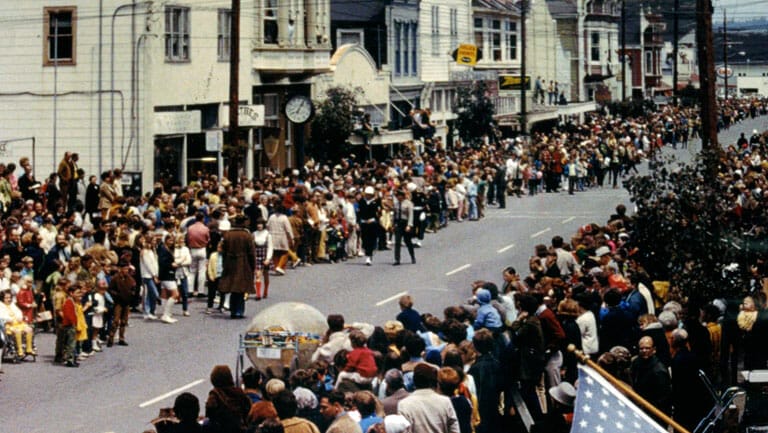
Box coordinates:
[285,95,313,124]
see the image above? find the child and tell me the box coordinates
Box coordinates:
[15,277,37,324]
[92,280,109,352]
[325,213,345,263]
[473,288,503,335]
[205,243,223,314]
[335,329,377,388]
[75,285,91,359]
[60,285,79,367]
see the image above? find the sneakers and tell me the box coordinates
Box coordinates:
[365,257,372,266]
[161,316,178,324]
[204,308,212,315]
[275,267,286,275]
[292,259,302,269]
[144,313,158,320]
[183,311,190,317]
[117,340,129,346]
[65,361,80,368]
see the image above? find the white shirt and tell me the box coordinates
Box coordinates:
[140,249,159,279]
[576,310,599,355]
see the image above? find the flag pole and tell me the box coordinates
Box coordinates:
[567,344,692,433]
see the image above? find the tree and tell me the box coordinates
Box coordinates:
[453,81,497,147]
[625,147,758,302]
[310,86,362,162]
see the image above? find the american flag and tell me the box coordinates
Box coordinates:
[571,365,667,433]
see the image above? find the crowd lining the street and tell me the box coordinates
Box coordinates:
[1,97,768,433]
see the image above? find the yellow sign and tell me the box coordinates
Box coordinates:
[456,44,478,66]
[499,75,531,91]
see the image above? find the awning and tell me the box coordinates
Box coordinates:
[584,74,614,83]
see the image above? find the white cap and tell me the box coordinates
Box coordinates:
[364,186,375,195]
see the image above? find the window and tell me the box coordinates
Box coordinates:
[338,29,363,46]
[394,21,402,75]
[450,8,458,49]
[505,21,517,60]
[474,18,484,50]
[404,22,410,74]
[646,51,653,74]
[263,0,278,44]
[44,7,76,65]
[218,9,232,61]
[590,32,600,62]
[491,20,502,61]
[165,6,190,61]
[410,23,418,75]
[431,6,440,56]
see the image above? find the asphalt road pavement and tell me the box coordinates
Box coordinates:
[2,114,768,433]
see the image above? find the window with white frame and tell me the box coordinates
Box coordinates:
[450,8,458,49]
[431,6,440,56]
[44,7,76,65]
[165,6,190,61]
[394,20,417,77]
[505,21,517,60]
[217,9,232,61]
[591,32,600,62]
[491,20,502,61]
[263,0,278,44]
[475,17,517,63]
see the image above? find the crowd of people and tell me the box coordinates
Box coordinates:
[1,96,768,432]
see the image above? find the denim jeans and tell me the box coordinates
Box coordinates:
[178,276,189,311]
[143,278,159,315]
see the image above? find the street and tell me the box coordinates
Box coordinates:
[2,115,768,433]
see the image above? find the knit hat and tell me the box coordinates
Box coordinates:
[476,288,491,305]
[293,387,318,410]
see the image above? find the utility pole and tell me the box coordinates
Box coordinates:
[673,0,679,103]
[228,0,240,185]
[621,0,626,101]
[723,9,728,100]
[520,0,527,135]
[696,0,718,152]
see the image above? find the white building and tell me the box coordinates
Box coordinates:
[0,1,330,191]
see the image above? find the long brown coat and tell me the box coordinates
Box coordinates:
[219,227,256,294]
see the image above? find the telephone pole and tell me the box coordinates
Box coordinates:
[621,0,627,101]
[696,0,718,152]
[673,0,679,102]
[228,0,240,185]
[723,9,728,100]
[520,0,527,135]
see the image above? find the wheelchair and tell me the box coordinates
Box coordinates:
[1,320,37,363]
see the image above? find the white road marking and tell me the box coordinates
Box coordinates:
[420,287,451,292]
[530,228,551,238]
[376,291,408,307]
[446,264,471,276]
[139,379,205,408]
[562,217,576,224]
[497,243,515,253]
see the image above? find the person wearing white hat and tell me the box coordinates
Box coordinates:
[358,186,381,265]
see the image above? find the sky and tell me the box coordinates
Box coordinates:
[714,0,767,21]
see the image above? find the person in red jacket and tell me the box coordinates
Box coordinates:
[534,292,566,392]
[15,277,37,324]
[60,286,79,367]
[335,329,377,388]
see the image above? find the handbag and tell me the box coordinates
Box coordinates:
[35,310,53,323]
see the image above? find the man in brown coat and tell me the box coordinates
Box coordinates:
[219,215,256,319]
[108,261,136,346]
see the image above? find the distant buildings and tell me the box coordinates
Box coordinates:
[0,1,711,188]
